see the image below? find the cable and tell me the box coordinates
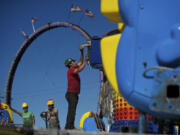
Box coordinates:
[143,66,175,78]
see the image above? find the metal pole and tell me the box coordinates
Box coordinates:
[32,22,35,32]
[138,111,146,134]
[45,115,48,129]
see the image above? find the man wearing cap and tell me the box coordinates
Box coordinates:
[64,48,89,130]
[10,102,35,128]
[40,99,60,129]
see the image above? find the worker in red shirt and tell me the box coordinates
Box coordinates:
[64,48,89,130]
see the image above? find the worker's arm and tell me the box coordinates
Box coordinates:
[74,55,89,74]
[10,106,21,115]
[77,48,84,66]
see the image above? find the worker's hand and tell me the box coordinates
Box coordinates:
[80,44,84,51]
[80,47,84,52]
[85,55,89,62]
[40,112,47,117]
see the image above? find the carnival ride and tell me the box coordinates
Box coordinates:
[1,0,180,134]
[99,0,180,134]
[101,0,180,119]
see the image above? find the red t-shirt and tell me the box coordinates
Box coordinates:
[67,67,80,94]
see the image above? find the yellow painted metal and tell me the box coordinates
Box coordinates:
[1,103,13,123]
[79,112,92,129]
[100,34,121,94]
[118,23,125,32]
[101,0,122,22]
[176,126,178,135]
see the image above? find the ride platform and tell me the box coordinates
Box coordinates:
[0,126,162,135]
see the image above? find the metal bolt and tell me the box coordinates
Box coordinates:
[140,5,144,9]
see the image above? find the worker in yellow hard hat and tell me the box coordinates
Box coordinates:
[10,102,35,128]
[40,99,60,129]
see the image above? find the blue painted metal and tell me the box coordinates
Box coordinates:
[110,120,158,133]
[0,109,10,126]
[115,0,180,118]
[150,69,180,115]
[89,37,102,69]
[110,120,138,133]
[138,112,145,134]
[83,117,101,132]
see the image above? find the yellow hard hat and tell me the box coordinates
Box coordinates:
[22,102,28,108]
[47,99,54,105]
